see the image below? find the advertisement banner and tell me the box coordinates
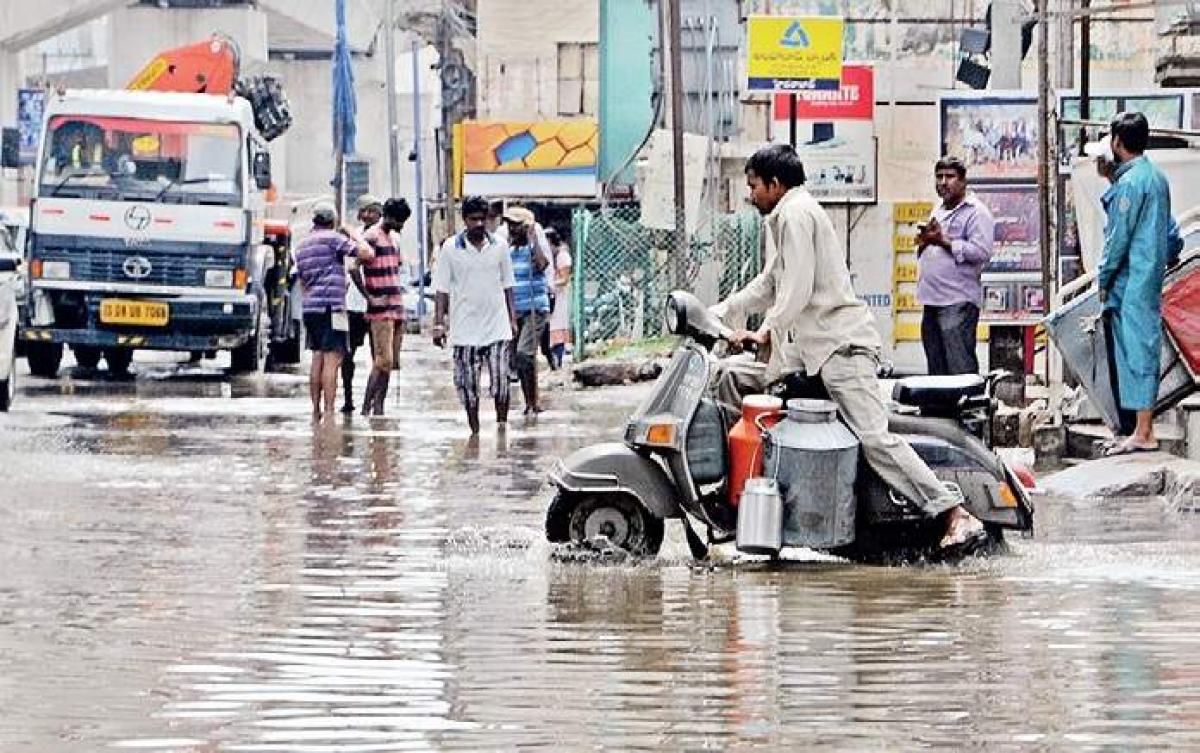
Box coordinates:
[794,127,877,204]
[773,64,874,121]
[746,15,844,92]
[972,184,1045,322]
[17,88,45,167]
[459,119,598,197]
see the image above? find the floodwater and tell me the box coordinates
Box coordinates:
[3,343,1200,751]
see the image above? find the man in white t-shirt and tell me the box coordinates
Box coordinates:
[432,195,518,435]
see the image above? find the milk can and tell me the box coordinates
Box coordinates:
[736,477,784,555]
[763,398,860,549]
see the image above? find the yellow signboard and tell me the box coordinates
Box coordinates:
[746,16,844,92]
[893,201,933,224]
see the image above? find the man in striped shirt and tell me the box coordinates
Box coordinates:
[359,198,412,416]
[503,206,551,414]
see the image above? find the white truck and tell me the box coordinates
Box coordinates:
[21,89,278,376]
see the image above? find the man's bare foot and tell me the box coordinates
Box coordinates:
[939,506,985,549]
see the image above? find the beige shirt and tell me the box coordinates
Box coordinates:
[712,186,881,378]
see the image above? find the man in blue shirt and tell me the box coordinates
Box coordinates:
[1097,112,1175,456]
[504,206,550,414]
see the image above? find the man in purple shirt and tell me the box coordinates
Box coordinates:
[294,200,374,421]
[916,156,994,375]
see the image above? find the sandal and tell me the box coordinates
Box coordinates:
[939,512,985,550]
[1103,440,1159,457]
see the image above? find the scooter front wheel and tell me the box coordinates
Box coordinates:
[555,493,664,558]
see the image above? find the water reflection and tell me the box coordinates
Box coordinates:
[3,343,1200,750]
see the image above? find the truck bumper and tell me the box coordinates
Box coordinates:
[25,286,257,351]
[21,326,252,351]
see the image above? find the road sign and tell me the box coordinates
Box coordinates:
[746,15,844,92]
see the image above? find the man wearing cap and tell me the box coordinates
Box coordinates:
[432,196,518,434]
[504,206,551,414]
[341,195,380,414]
[294,199,374,421]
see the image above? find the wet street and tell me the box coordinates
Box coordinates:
[3,343,1200,751]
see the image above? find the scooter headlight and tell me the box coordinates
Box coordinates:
[664,294,682,334]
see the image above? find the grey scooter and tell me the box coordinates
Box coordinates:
[545,291,1035,562]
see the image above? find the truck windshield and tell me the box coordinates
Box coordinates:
[38,115,242,206]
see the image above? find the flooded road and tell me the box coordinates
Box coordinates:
[3,343,1200,751]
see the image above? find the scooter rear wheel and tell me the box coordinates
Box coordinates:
[559,493,664,558]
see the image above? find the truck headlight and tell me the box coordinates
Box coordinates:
[204,269,234,287]
[41,261,70,280]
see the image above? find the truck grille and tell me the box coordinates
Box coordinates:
[38,248,237,288]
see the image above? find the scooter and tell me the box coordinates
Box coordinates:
[545,291,1035,562]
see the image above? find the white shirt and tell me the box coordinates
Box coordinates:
[712,187,881,378]
[433,230,515,347]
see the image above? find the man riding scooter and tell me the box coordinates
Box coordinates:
[710,144,985,551]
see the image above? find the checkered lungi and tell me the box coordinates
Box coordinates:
[452,340,511,410]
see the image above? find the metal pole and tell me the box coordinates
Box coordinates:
[668,0,686,285]
[384,0,401,197]
[1080,0,1091,125]
[788,93,798,147]
[413,38,429,323]
[1037,0,1054,343]
[440,5,456,233]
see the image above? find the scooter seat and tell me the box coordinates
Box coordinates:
[892,374,985,412]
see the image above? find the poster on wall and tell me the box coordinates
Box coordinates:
[974,185,1041,274]
[17,88,45,166]
[939,93,1039,182]
[457,119,598,197]
[746,15,845,92]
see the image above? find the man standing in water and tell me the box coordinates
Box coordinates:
[432,196,518,434]
[1097,112,1175,456]
[294,200,374,421]
[710,144,984,550]
[359,198,412,416]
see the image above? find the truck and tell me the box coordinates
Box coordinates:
[20,36,292,377]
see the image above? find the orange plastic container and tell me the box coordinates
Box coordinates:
[727,394,783,506]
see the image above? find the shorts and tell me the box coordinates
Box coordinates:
[515,311,548,358]
[452,340,511,411]
[348,311,369,350]
[368,317,405,371]
[303,309,349,354]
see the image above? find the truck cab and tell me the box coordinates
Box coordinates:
[21,89,274,377]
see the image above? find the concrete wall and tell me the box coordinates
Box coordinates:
[106,5,269,88]
[474,0,599,119]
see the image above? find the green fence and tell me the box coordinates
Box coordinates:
[571,205,762,360]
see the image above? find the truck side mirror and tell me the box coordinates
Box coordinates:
[252,150,271,190]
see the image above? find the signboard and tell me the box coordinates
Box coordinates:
[17,88,45,167]
[458,119,598,197]
[746,15,844,92]
[1058,90,1186,166]
[772,64,874,121]
[770,65,876,204]
[973,184,1045,322]
[939,93,1039,182]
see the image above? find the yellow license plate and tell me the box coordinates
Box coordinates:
[100,299,169,326]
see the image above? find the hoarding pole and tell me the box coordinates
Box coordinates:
[1080,0,1091,131]
[668,0,687,288]
[789,93,798,148]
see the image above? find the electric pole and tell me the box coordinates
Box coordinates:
[384,0,401,196]
[667,0,686,287]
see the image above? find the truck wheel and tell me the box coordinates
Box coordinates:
[230,301,268,374]
[73,345,102,370]
[103,348,133,377]
[558,493,664,557]
[26,342,63,379]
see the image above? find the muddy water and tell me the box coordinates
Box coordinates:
[3,345,1200,751]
